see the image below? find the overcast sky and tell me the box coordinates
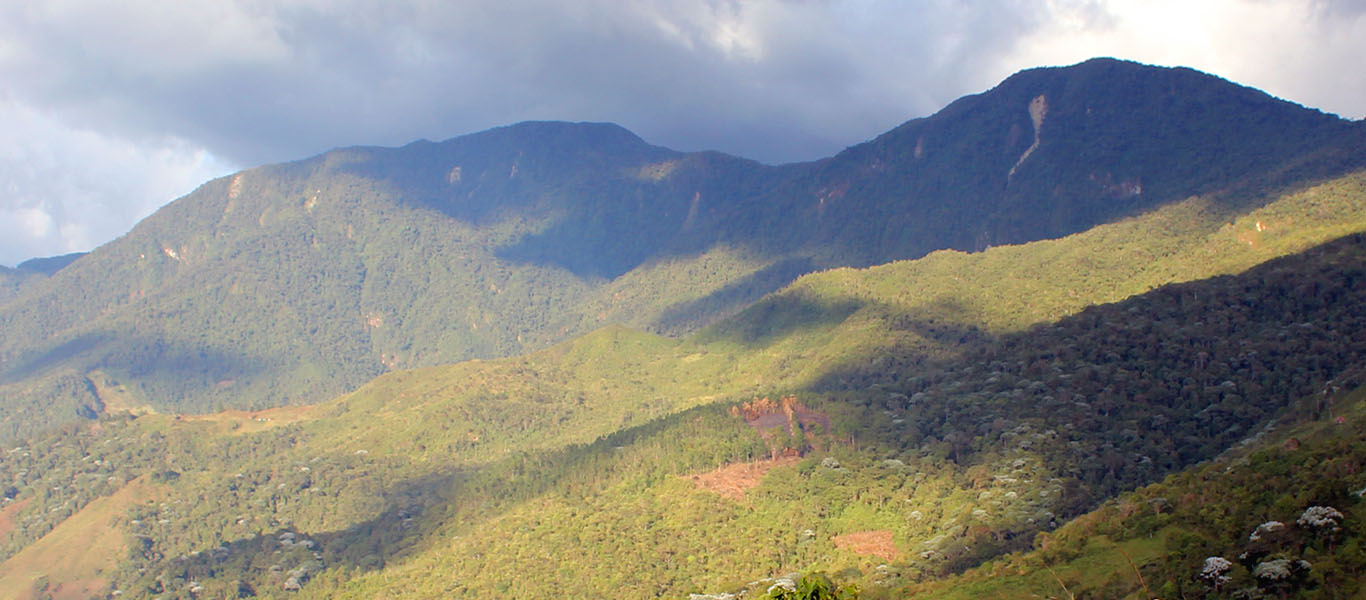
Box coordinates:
[2,0,1363,267]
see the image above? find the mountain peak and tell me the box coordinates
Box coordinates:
[439,120,658,156]
[990,56,1335,119]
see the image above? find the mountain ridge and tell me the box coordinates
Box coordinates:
[0,58,1362,441]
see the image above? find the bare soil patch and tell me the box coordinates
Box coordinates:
[833,530,900,561]
[730,395,833,457]
[0,498,30,539]
[689,455,801,501]
[50,578,108,600]
[732,395,830,433]
[180,404,315,434]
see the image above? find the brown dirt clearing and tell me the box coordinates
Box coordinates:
[179,403,316,434]
[0,498,30,539]
[689,455,801,501]
[833,530,900,561]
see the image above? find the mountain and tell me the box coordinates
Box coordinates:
[0,92,1364,597]
[1,58,1362,442]
[2,169,1364,597]
[14,252,86,276]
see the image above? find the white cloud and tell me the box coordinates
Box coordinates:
[0,97,232,266]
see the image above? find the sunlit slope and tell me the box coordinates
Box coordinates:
[702,169,1366,391]
[0,477,163,600]
[270,230,1366,599]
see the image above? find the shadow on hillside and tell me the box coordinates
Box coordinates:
[802,232,1366,520]
[649,257,816,335]
[695,294,866,349]
[691,284,993,374]
[136,234,1366,593]
[142,402,753,595]
[805,298,994,392]
[0,332,115,382]
[1,332,263,388]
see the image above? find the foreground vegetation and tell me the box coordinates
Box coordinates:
[914,380,1366,600]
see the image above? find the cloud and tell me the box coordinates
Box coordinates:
[0,97,230,266]
[1001,0,1366,119]
[0,0,1361,265]
[0,0,1050,165]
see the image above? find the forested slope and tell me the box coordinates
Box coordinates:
[913,380,1366,600]
[1,165,1364,597]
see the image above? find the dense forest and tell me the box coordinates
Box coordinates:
[2,228,1364,598]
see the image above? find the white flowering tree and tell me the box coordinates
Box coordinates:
[762,573,859,600]
[1252,557,1311,596]
[1297,505,1345,549]
[1197,556,1233,591]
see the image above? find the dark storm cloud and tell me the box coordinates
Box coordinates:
[0,0,1048,167]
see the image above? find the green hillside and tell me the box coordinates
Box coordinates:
[0,253,84,308]
[1,158,1364,598]
[0,266,31,307]
[2,59,1363,443]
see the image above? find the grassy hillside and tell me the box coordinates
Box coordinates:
[2,59,1363,442]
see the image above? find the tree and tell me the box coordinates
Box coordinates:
[763,572,860,600]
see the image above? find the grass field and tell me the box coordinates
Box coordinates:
[0,477,162,600]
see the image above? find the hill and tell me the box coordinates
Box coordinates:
[1,159,1364,596]
[0,266,32,307]
[910,379,1366,600]
[1,60,1363,442]
[0,253,86,313]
